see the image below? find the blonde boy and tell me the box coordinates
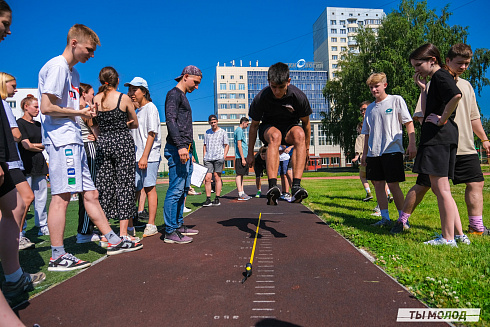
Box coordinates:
[360,73,416,226]
[39,24,142,271]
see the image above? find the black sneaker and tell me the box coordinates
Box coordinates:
[363,194,374,202]
[266,186,281,205]
[290,187,308,203]
[107,237,143,256]
[212,198,221,206]
[137,209,149,222]
[48,253,91,272]
[388,195,394,203]
[390,221,410,234]
[203,198,213,207]
[2,271,45,304]
[132,216,147,229]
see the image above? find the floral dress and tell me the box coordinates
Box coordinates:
[95,94,135,220]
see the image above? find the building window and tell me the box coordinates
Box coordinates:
[349,13,353,17]
[230,104,237,109]
[332,55,338,60]
[330,29,337,34]
[348,27,357,33]
[310,129,314,146]
[238,93,245,99]
[198,134,204,140]
[340,20,345,25]
[220,114,227,120]
[230,75,234,79]
[341,38,346,42]
[318,129,327,145]
[239,75,244,79]
[331,46,337,51]
[358,21,364,26]
[321,157,329,165]
[230,114,237,119]
[222,126,236,146]
[332,72,337,78]
[221,75,225,79]
[331,37,337,42]
[330,20,336,25]
[331,157,340,165]
[340,29,346,34]
[220,83,226,90]
[229,93,236,99]
[225,160,234,168]
[238,83,245,90]
[238,104,245,109]
[220,104,227,109]
[341,46,347,51]
[332,64,338,69]
[219,93,226,99]
[229,84,236,90]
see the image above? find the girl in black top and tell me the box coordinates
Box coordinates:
[409,43,464,246]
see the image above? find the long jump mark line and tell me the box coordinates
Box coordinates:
[241,212,262,284]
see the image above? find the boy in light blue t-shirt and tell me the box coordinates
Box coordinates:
[234,117,250,200]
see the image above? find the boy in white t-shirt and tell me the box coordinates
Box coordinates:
[360,73,416,227]
[39,24,142,272]
[126,77,162,238]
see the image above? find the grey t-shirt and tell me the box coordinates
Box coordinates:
[203,128,228,161]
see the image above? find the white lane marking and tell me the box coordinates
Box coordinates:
[253,300,276,303]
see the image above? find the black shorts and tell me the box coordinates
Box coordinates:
[416,173,431,187]
[254,162,266,178]
[9,168,27,185]
[235,158,249,176]
[0,162,16,198]
[413,144,456,179]
[366,152,405,183]
[453,154,484,185]
[258,123,299,146]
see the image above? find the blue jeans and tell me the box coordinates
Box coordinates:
[163,144,193,234]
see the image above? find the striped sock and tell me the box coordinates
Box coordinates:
[398,211,411,224]
[469,216,484,232]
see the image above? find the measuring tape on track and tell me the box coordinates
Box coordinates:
[241,212,262,284]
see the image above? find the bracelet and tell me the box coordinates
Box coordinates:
[482,140,489,142]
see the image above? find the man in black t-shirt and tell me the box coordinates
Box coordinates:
[246,62,311,205]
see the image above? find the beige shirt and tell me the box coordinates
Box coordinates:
[414,78,480,155]
[355,133,364,156]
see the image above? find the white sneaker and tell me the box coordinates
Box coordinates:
[19,236,35,250]
[238,193,251,201]
[455,234,471,245]
[183,207,191,213]
[38,226,50,236]
[143,224,158,238]
[76,233,101,244]
[424,235,458,247]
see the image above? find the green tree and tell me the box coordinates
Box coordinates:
[321,0,488,157]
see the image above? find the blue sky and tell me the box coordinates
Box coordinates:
[1,0,489,122]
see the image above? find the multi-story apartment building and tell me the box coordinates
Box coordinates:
[313,7,385,80]
[215,62,329,120]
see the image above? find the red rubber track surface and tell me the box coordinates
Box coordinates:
[17,187,448,327]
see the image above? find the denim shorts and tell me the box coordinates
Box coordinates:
[135,161,160,191]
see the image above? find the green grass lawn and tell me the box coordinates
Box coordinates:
[303,176,490,326]
[2,175,489,325]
